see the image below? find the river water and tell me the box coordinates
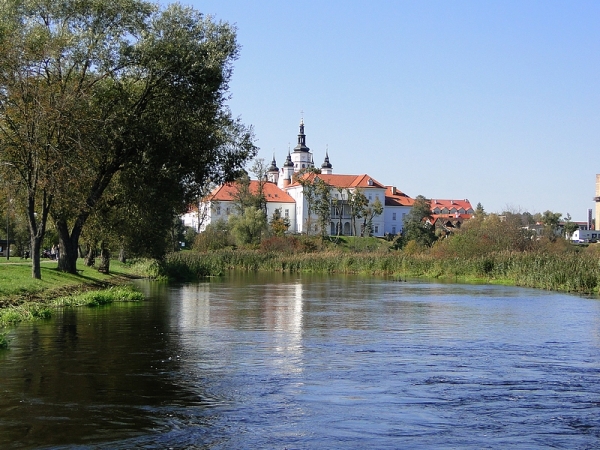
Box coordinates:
[1,273,600,449]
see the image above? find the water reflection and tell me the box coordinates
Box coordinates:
[1,274,600,449]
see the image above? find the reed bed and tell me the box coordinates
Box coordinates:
[162,249,600,295]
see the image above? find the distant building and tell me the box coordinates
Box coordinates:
[191,118,473,237]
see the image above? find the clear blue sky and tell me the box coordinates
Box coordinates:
[180,0,600,220]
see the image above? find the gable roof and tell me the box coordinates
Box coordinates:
[287,173,386,189]
[385,186,414,207]
[209,180,295,203]
[429,199,473,211]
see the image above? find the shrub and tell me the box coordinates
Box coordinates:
[193,220,233,251]
[260,236,303,254]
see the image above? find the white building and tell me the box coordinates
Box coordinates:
[199,180,296,233]
[192,119,473,237]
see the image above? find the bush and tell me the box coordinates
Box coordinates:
[260,236,304,254]
[193,220,233,251]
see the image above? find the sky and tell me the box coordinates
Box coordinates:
[179,0,599,220]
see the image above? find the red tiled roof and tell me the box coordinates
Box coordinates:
[209,180,295,203]
[287,173,386,189]
[385,186,414,207]
[429,199,473,211]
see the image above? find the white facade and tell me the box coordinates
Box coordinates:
[571,229,600,243]
[191,119,473,238]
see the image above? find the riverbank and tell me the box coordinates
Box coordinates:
[0,258,159,306]
[162,249,600,295]
[0,259,159,347]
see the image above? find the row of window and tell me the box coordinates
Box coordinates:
[214,206,290,217]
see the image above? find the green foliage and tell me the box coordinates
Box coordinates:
[347,189,369,236]
[562,213,579,239]
[313,177,332,237]
[229,207,267,247]
[0,303,52,327]
[54,286,144,307]
[0,0,256,277]
[269,209,290,236]
[193,220,234,251]
[396,195,436,248]
[431,213,535,258]
[0,332,9,349]
[161,245,600,294]
[363,197,383,236]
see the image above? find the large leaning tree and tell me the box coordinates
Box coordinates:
[0,0,256,278]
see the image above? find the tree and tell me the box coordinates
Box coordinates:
[232,159,268,216]
[312,177,332,238]
[269,208,290,236]
[362,197,383,236]
[295,168,322,234]
[541,210,562,241]
[331,187,346,237]
[475,202,486,218]
[562,213,579,241]
[0,1,256,277]
[397,195,436,248]
[229,206,266,246]
[347,189,368,237]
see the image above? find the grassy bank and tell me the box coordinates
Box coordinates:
[0,258,159,307]
[162,249,600,295]
[0,259,158,346]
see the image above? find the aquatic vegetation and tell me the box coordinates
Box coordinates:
[0,303,52,327]
[161,248,600,295]
[52,286,145,307]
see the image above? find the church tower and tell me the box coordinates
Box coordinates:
[279,151,295,188]
[290,118,314,172]
[321,150,333,175]
[267,155,279,184]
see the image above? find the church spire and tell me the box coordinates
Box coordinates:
[294,118,310,153]
[321,148,333,174]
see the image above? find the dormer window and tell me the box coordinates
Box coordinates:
[368,179,373,186]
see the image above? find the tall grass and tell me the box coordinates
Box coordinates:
[162,248,600,295]
[0,286,144,335]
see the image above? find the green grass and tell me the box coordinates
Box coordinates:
[51,285,145,307]
[0,258,155,302]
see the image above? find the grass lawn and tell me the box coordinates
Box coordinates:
[0,258,154,304]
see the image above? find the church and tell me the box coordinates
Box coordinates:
[186,119,473,237]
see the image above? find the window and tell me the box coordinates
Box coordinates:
[369,194,372,200]
[392,226,396,234]
[285,209,289,217]
[226,207,230,215]
[216,206,221,215]
[374,225,379,233]
[392,213,396,220]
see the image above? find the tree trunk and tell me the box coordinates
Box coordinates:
[84,244,95,267]
[118,247,126,263]
[30,235,42,279]
[56,219,81,274]
[98,242,110,273]
[26,192,52,280]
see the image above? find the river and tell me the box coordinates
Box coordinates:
[1,273,600,449]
